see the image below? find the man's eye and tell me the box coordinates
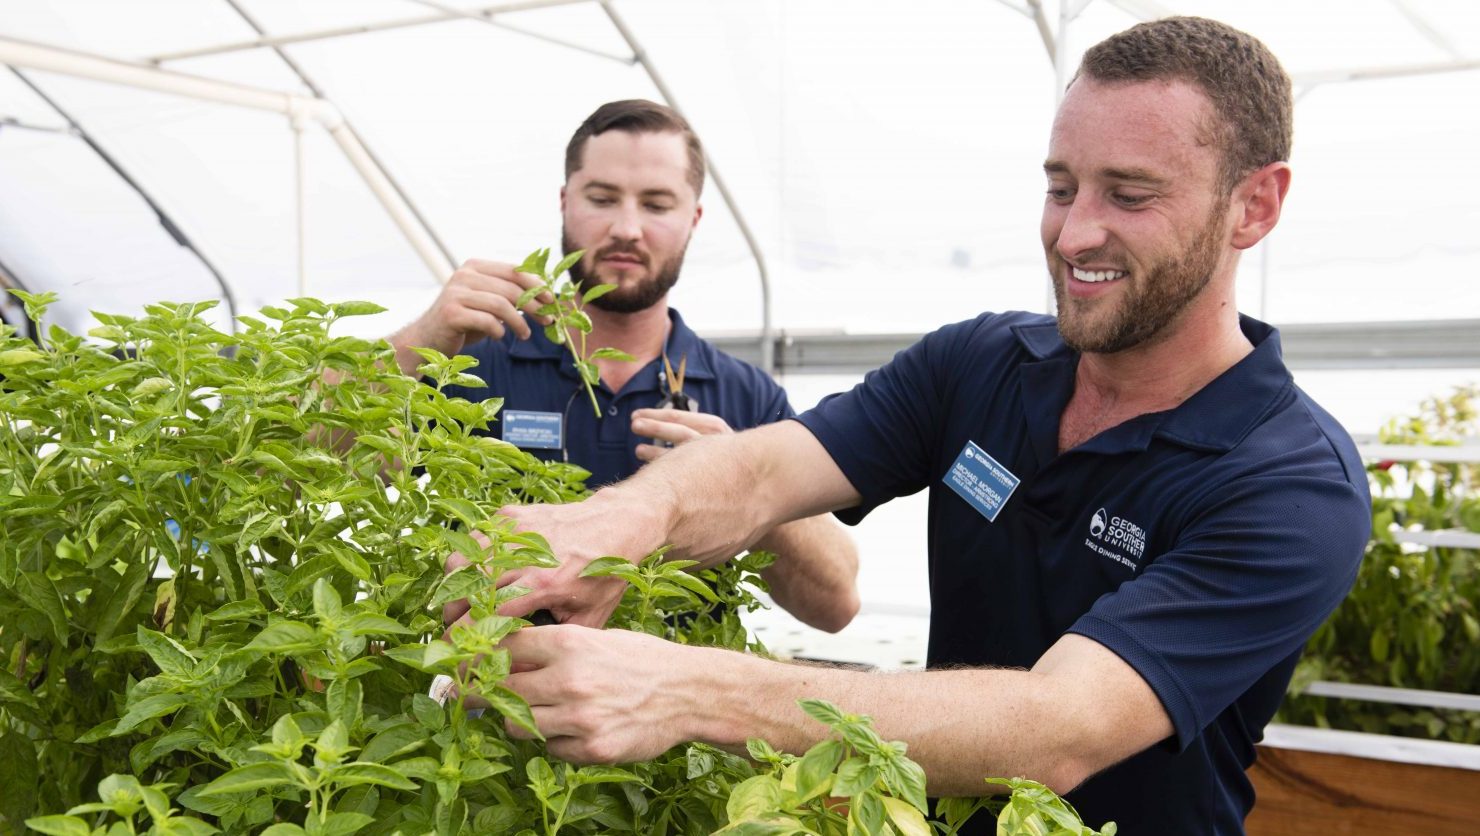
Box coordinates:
[645,203,673,213]
[589,196,615,206]
[1046,187,1074,202]
[1112,192,1153,207]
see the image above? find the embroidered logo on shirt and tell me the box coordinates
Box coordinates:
[1085,507,1147,571]
[1089,508,1108,538]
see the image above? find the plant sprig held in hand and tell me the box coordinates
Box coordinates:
[514,248,634,417]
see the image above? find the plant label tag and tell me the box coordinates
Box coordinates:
[502,410,562,449]
[943,441,1020,523]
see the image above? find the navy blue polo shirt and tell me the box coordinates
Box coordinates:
[441,309,792,487]
[795,311,1370,835]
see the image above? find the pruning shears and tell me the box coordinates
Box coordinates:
[655,353,697,449]
[657,352,694,412]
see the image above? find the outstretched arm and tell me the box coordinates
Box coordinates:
[631,407,860,632]
[498,625,1173,797]
[488,420,860,627]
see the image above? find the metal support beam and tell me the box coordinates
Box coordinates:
[404,0,635,64]
[145,0,590,64]
[595,0,776,374]
[1388,0,1467,61]
[1391,529,1480,549]
[290,102,309,296]
[0,35,455,283]
[6,65,241,331]
[0,115,73,135]
[1022,0,1056,63]
[1303,681,1480,714]
[221,0,457,275]
[706,319,1480,375]
[1294,58,1480,89]
[1359,443,1480,465]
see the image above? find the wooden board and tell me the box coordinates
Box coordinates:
[1248,744,1480,835]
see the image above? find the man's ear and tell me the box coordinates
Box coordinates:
[560,185,568,214]
[691,202,703,231]
[1230,162,1292,251]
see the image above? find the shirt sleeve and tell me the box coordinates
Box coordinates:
[755,375,796,425]
[794,318,981,524]
[1068,469,1371,750]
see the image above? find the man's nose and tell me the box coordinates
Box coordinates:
[1054,196,1110,261]
[609,202,643,242]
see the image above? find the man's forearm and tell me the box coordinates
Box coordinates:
[603,421,859,570]
[756,516,860,633]
[690,652,1087,796]
[503,628,1170,791]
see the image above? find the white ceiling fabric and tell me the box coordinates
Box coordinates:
[1,0,1477,341]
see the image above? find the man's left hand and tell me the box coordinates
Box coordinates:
[500,624,702,764]
[631,408,732,462]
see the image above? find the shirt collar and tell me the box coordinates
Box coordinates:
[1151,315,1292,452]
[507,307,715,385]
[1014,314,1292,454]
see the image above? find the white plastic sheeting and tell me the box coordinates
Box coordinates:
[1,0,1477,342]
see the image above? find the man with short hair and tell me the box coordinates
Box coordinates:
[460,19,1371,834]
[393,99,859,632]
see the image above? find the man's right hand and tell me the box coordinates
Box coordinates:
[389,259,555,376]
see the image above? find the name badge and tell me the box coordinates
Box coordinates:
[502,410,562,450]
[943,441,1020,522]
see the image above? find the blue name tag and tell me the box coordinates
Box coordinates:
[502,410,563,450]
[943,441,1020,522]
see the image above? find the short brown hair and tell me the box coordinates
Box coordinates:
[564,99,706,197]
[1074,17,1292,194]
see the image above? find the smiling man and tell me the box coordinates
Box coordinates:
[459,20,1370,835]
[387,100,859,633]
[464,19,1373,834]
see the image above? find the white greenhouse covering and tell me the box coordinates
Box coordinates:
[4,0,1479,649]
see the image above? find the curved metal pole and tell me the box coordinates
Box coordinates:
[0,36,455,283]
[145,0,591,64]
[0,255,38,342]
[405,0,636,64]
[222,0,459,276]
[291,104,309,296]
[596,0,776,374]
[7,66,241,332]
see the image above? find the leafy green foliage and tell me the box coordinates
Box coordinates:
[1,291,1103,834]
[1281,384,1480,742]
[718,701,1114,836]
[515,248,633,418]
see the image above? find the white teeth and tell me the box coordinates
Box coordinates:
[1072,267,1127,283]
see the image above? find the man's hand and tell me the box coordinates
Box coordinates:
[442,490,668,630]
[389,259,554,376]
[631,407,732,462]
[500,625,703,763]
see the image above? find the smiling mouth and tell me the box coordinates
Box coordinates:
[1071,266,1128,284]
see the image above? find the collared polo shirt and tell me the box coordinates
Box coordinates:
[441,308,792,488]
[795,311,1370,835]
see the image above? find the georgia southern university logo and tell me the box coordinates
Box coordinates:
[1089,507,1108,538]
[1085,506,1147,571]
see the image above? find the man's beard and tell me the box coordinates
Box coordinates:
[562,230,686,314]
[1050,206,1226,355]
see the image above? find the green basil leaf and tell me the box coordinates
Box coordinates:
[198,762,297,796]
